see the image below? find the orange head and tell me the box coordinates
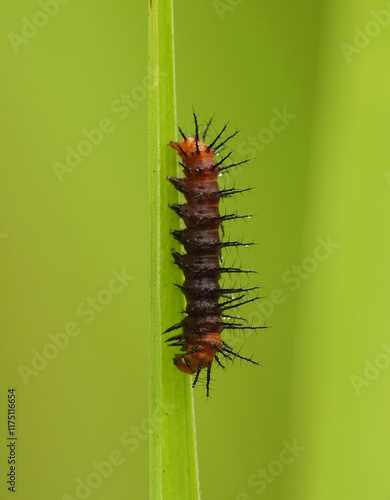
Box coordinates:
[170,137,215,164]
[173,340,219,374]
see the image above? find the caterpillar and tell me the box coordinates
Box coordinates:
[164,113,265,396]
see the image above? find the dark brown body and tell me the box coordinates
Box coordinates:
[169,137,224,375]
[166,120,262,395]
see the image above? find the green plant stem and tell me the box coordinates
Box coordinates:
[148,0,200,498]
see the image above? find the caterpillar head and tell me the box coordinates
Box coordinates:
[173,342,217,374]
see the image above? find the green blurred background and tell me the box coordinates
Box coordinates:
[1,1,390,499]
